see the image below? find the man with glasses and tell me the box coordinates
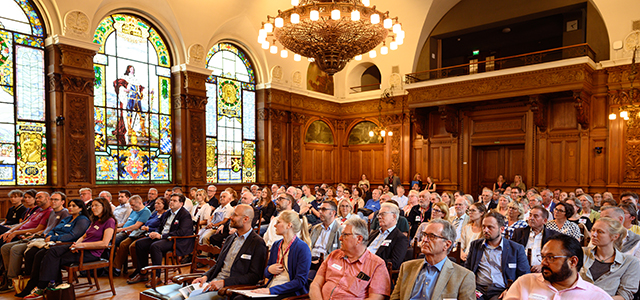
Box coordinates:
[408,190,431,238]
[309,217,390,300]
[263,193,295,249]
[367,203,408,270]
[391,219,475,300]
[512,206,558,273]
[465,211,530,300]
[481,188,498,210]
[310,200,342,258]
[504,234,612,300]
[450,195,470,243]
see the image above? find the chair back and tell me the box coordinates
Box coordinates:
[253,210,263,234]
[447,241,462,265]
[190,242,222,273]
[578,223,591,246]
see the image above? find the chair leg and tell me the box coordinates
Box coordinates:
[68,270,75,287]
[108,267,116,296]
[93,269,101,290]
[86,270,92,285]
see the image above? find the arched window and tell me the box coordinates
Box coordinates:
[361,65,381,91]
[93,14,172,184]
[0,0,46,185]
[205,43,256,183]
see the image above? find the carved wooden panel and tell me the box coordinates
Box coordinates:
[590,138,607,185]
[472,119,524,135]
[474,145,525,193]
[189,112,205,183]
[66,95,91,183]
[546,138,580,185]
[430,112,449,137]
[345,146,384,184]
[430,143,456,184]
[302,146,335,183]
[271,122,283,182]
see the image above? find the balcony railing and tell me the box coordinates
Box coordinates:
[405,43,596,84]
[349,83,381,93]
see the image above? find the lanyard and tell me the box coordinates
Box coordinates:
[277,237,296,265]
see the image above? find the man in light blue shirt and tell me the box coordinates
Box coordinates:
[116,195,151,245]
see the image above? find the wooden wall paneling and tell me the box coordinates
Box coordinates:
[537,130,548,187]
[579,130,590,188]
[590,137,608,187]
[524,110,535,190]
[507,146,526,183]
[361,149,372,183]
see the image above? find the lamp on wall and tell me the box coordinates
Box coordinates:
[258,0,404,75]
[609,47,639,121]
[369,86,395,140]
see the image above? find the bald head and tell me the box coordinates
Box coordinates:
[230,204,255,233]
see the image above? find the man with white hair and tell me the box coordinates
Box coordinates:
[481,188,497,210]
[408,190,431,238]
[392,186,408,210]
[450,195,470,241]
[200,191,233,244]
[207,185,218,208]
[79,187,92,205]
[367,203,408,270]
[99,190,117,211]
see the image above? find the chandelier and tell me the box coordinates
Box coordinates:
[609,47,639,121]
[258,0,404,75]
[369,86,395,140]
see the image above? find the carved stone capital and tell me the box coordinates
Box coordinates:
[573,90,590,128]
[439,106,459,138]
[529,94,548,132]
[258,108,270,120]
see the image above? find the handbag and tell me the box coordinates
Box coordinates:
[44,283,75,300]
[128,229,147,239]
[12,276,27,294]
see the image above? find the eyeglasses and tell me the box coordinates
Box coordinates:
[554,209,566,213]
[422,233,447,241]
[538,254,568,262]
[432,209,443,214]
[318,207,335,212]
[341,232,357,237]
[507,207,518,211]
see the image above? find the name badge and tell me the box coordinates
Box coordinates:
[56,216,60,219]
[415,216,421,221]
[174,220,179,225]
[381,239,392,247]
[333,243,337,248]
[64,224,72,227]
[94,225,99,230]
[241,254,252,260]
[508,263,517,269]
[529,294,548,300]
[331,263,342,271]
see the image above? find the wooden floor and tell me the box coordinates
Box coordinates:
[6,266,191,300]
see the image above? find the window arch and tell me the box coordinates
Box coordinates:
[205,42,256,184]
[93,14,172,184]
[0,0,46,185]
[348,121,383,145]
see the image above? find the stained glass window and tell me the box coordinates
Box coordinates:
[205,43,256,184]
[0,0,46,185]
[93,14,172,184]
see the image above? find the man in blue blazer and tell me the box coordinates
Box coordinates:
[129,193,195,286]
[464,211,530,300]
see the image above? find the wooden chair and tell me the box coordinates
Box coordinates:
[253,210,263,234]
[143,234,197,288]
[139,242,221,300]
[63,230,117,297]
[578,223,591,246]
[217,255,270,297]
[386,261,400,287]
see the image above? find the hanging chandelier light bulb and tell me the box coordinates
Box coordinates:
[258,0,403,75]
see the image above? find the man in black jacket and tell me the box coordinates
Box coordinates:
[128,193,194,286]
[367,202,408,270]
[191,204,268,294]
[510,206,556,273]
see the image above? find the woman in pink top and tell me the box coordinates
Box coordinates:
[24,197,116,298]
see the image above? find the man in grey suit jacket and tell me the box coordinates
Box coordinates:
[391,219,475,300]
[310,200,342,258]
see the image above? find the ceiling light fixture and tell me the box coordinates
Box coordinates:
[259,0,403,75]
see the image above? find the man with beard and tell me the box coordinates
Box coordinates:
[407,190,431,238]
[391,219,475,300]
[262,193,295,249]
[465,211,530,300]
[504,234,612,300]
[186,205,268,299]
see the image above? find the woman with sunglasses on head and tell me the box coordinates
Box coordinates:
[580,217,640,300]
[17,199,91,298]
[23,197,115,299]
[240,211,311,299]
[459,202,487,262]
[503,200,528,239]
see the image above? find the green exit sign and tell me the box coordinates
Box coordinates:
[472,50,480,55]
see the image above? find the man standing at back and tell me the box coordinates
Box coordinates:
[384,168,401,195]
[391,219,475,300]
[465,211,530,300]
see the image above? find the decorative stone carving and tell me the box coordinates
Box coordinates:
[292,71,302,87]
[410,108,427,136]
[187,44,205,65]
[67,96,89,182]
[49,74,94,95]
[389,73,403,89]
[272,66,283,82]
[258,108,270,120]
[529,94,547,132]
[439,106,459,138]
[624,107,640,182]
[573,90,590,128]
[63,11,90,38]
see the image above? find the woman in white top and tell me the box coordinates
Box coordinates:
[459,202,487,261]
[190,189,212,228]
[336,199,353,225]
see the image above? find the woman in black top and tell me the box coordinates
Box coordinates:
[493,175,508,193]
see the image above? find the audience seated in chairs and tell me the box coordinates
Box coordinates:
[191,189,213,230]
[235,210,311,299]
[458,202,487,262]
[510,205,557,273]
[21,196,116,299]
[599,206,640,259]
[254,187,276,235]
[504,234,613,300]
[391,219,475,300]
[464,211,530,300]
[115,195,151,246]
[16,199,91,297]
[113,196,169,277]
[263,194,311,250]
[367,203,408,270]
[199,191,233,245]
[128,193,194,287]
[580,217,640,299]
[173,204,268,300]
[310,217,391,300]
[1,189,27,228]
[407,190,431,239]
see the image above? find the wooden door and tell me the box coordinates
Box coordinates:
[473,145,525,196]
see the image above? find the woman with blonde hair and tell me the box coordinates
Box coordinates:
[247,211,311,298]
[580,217,639,300]
[336,199,353,225]
[430,202,449,220]
[191,189,212,227]
[503,200,527,239]
[494,194,511,216]
[459,202,487,261]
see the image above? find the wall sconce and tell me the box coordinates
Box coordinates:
[595,146,603,154]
